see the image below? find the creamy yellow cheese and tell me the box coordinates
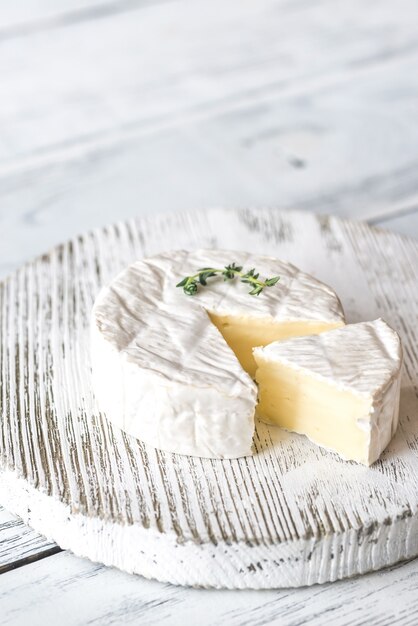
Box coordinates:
[209,314,344,378]
[255,360,371,461]
[253,320,403,466]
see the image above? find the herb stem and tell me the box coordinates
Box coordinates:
[186,268,268,288]
[176,262,280,296]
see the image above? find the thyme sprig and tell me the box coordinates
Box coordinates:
[176,262,280,296]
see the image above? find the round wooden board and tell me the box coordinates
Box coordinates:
[0,208,417,590]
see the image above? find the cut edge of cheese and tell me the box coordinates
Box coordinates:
[209,314,344,378]
[253,319,403,465]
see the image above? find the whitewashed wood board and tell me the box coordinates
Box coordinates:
[0,207,417,589]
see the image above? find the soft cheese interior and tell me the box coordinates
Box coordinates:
[254,319,403,465]
[209,315,343,377]
[91,249,346,459]
[256,362,372,461]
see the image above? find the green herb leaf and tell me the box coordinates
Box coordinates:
[265,276,280,287]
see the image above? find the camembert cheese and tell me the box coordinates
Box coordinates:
[91,249,345,458]
[254,319,403,465]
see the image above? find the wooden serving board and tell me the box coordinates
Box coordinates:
[0,208,417,590]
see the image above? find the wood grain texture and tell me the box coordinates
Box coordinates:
[373,208,418,239]
[0,207,417,589]
[1,0,418,229]
[1,549,418,626]
[0,0,146,37]
[0,131,417,282]
[2,0,418,164]
[0,506,59,573]
[1,0,418,288]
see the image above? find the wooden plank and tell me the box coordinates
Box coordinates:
[0,107,418,283]
[1,0,418,193]
[373,207,418,239]
[0,505,58,573]
[0,550,418,626]
[0,0,417,265]
[0,1,154,38]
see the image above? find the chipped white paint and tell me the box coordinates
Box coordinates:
[0,208,417,589]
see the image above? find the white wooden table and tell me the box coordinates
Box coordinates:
[1,1,418,623]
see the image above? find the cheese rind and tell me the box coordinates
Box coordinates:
[254,319,403,465]
[91,249,345,458]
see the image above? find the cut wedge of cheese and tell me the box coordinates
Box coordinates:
[254,319,403,465]
[91,249,345,458]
